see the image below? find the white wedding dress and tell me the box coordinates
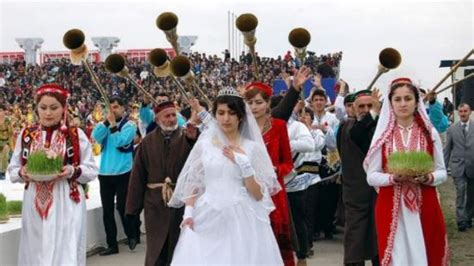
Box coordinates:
[170,137,284,266]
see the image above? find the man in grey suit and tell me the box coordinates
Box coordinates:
[444,103,474,232]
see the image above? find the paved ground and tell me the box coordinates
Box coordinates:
[87,233,345,265]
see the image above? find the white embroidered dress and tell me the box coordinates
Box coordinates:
[365,124,446,265]
[8,127,98,266]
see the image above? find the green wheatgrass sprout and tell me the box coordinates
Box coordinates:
[7,201,22,215]
[0,193,9,221]
[387,151,434,177]
[26,150,63,175]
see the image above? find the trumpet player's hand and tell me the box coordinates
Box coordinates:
[293,65,312,91]
[293,100,305,114]
[143,95,152,105]
[423,89,436,103]
[106,112,116,128]
[237,84,246,97]
[188,98,204,114]
[371,88,382,115]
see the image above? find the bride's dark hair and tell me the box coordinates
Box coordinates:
[212,95,246,122]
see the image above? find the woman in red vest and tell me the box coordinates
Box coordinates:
[244,82,295,266]
[364,78,449,266]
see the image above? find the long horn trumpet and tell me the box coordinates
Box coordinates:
[156,12,180,55]
[63,29,110,108]
[432,49,474,93]
[148,48,190,101]
[435,72,474,95]
[366,48,402,90]
[104,54,160,106]
[170,55,212,106]
[289,27,311,107]
[236,13,260,80]
[289,28,311,65]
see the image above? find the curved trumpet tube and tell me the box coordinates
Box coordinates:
[170,55,211,106]
[63,29,110,108]
[288,28,311,64]
[432,49,474,93]
[236,13,260,80]
[156,12,180,55]
[366,48,402,90]
[105,54,160,106]
[436,72,474,95]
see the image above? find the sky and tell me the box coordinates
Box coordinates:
[0,0,472,96]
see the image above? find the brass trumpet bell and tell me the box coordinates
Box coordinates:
[366,48,402,90]
[63,29,87,65]
[288,28,311,60]
[156,12,178,32]
[379,48,402,72]
[105,54,129,78]
[170,55,193,82]
[156,12,179,45]
[236,13,258,46]
[149,48,171,78]
[289,28,311,49]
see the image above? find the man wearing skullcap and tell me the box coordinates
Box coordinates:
[337,89,380,265]
[126,100,199,266]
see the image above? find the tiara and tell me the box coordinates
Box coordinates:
[217,86,242,98]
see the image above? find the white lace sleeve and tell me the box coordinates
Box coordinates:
[168,140,206,208]
[247,141,280,212]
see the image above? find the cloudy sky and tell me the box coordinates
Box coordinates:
[0,0,472,95]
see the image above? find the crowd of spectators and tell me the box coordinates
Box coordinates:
[0,50,342,124]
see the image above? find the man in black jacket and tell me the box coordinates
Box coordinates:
[337,89,381,266]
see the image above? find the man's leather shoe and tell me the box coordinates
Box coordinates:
[467,220,472,229]
[128,238,138,250]
[458,223,467,232]
[100,247,118,256]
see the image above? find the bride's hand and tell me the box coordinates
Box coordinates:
[223,145,247,163]
[223,146,236,163]
[229,145,246,155]
[181,217,194,230]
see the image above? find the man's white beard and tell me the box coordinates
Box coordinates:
[159,122,178,132]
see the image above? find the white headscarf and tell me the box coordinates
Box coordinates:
[363,78,434,172]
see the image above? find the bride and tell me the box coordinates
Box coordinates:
[168,87,284,265]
